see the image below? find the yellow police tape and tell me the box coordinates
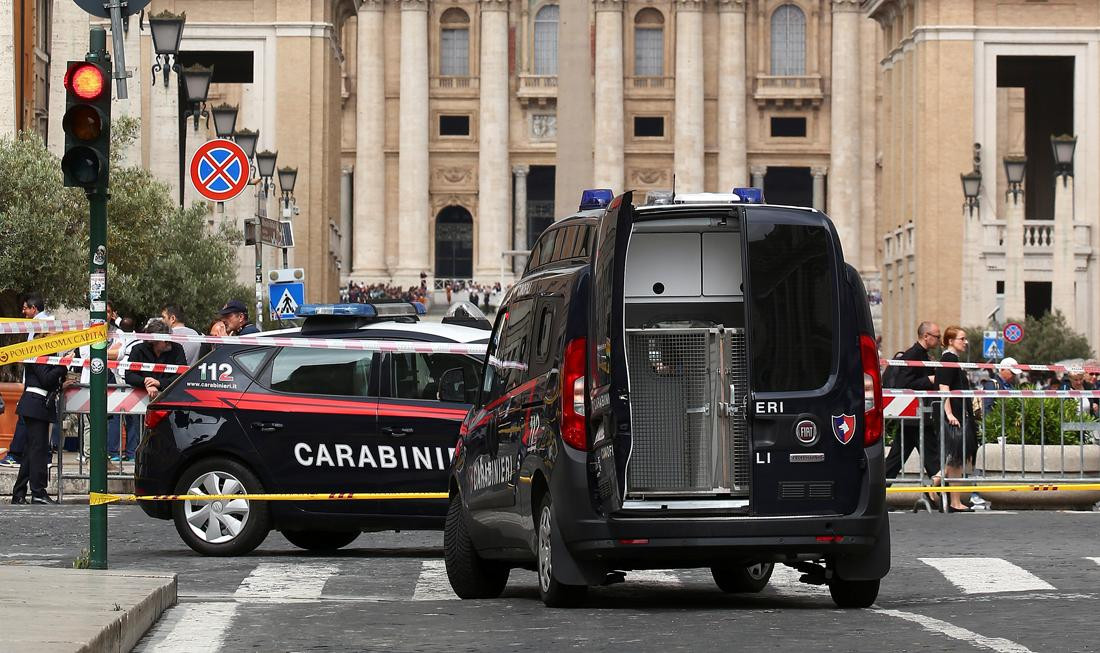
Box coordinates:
[88,483,1100,506]
[0,324,107,366]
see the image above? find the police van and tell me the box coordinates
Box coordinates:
[446,189,889,608]
[135,302,489,556]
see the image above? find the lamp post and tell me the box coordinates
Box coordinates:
[1051,134,1077,186]
[176,63,213,207]
[210,103,239,139]
[233,128,259,160]
[961,143,982,217]
[148,10,185,87]
[278,166,298,268]
[253,150,278,328]
[1004,155,1026,205]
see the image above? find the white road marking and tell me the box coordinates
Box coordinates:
[140,602,238,653]
[766,565,828,596]
[1086,557,1100,566]
[234,563,339,602]
[413,560,457,601]
[919,558,1054,594]
[873,608,1035,653]
[626,570,683,587]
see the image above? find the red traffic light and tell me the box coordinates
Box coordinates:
[65,63,105,101]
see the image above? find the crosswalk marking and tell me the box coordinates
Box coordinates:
[234,563,339,602]
[139,602,238,653]
[919,558,1054,594]
[1087,557,1100,567]
[625,570,683,587]
[413,560,457,601]
[873,608,1035,653]
[767,564,827,596]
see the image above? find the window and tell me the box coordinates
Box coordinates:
[770,116,807,137]
[528,229,558,271]
[634,116,664,138]
[392,353,481,403]
[535,306,554,362]
[746,216,834,392]
[440,8,470,76]
[483,299,535,399]
[439,114,470,136]
[269,349,374,397]
[233,349,269,376]
[770,4,806,76]
[533,5,559,75]
[633,8,664,76]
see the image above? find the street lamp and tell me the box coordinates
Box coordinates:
[211,103,238,139]
[233,128,259,160]
[180,64,213,130]
[1051,134,1077,184]
[148,10,185,87]
[961,142,982,216]
[250,149,278,329]
[278,166,298,210]
[1003,155,1026,204]
[255,150,278,193]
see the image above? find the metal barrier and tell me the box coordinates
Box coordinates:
[55,383,148,502]
[883,390,1100,512]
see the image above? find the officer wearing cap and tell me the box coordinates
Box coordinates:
[220,299,260,335]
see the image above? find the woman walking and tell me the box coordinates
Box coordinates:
[935,326,977,512]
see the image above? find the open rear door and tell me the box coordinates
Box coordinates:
[589,191,635,514]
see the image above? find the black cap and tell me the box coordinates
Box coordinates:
[218,299,248,316]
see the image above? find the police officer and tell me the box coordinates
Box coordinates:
[884,321,942,484]
[10,355,67,505]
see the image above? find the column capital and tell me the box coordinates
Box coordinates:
[831,0,862,12]
[478,0,509,10]
[512,164,530,177]
[675,0,707,13]
[812,166,829,177]
[717,0,746,12]
[397,0,427,11]
[594,0,624,12]
[358,0,384,11]
[750,165,768,176]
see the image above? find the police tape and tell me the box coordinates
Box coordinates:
[127,331,489,355]
[883,389,1100,398]
[885,483,1100,494]
[0,324,107,367]
[23,355,190,374]
[0,319,94,334]
[89,491,449,505]
[882,357,1100,375]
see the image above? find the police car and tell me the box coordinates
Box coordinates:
[135,301,489,556]
[446,189,889,608]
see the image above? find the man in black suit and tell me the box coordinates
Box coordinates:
[884,321,942,482]
[11,356,67,505]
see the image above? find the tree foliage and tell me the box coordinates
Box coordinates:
[964,311,1093,364]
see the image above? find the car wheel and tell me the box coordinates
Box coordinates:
[536,494,587,608]
[282,530,360,552]
[444,493,509,599]
[711,561,774,593]
[171,457,270,556]
[829,577,880,608]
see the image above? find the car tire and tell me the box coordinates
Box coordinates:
[829,577,880,608]
[444,493,509,599]
[536,494,587,608]
[282,530,360,552]
[171,457,270,556]
[711,562,774,593]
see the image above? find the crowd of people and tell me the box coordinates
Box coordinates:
[340,277,506,314]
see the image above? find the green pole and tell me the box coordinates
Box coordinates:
[86,26,110,570]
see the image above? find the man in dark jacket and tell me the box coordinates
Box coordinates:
[220,299,260,335]
[884,321,942,481]
[124,319,186,400]
[11,358,67,504]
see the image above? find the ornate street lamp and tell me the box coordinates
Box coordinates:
[1003,155,1026,204]
[961,142,982,216]
[255,150,278,193]
[278,166,298,210]
[210,103,238,139]
[180,64,213,130]
[149,10,185,87]
[233,128,259,160]
[1050,134,1077,185]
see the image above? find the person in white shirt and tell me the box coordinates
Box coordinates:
[161,304,200,365]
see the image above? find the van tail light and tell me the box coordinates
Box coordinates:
[859,333,884,447]
[561,337,588,451]
[145,409,169,430]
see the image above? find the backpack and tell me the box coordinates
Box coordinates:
[881,351,906,389]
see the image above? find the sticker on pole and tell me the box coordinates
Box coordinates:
[189,139,250,202]
[1004,322,1024,344]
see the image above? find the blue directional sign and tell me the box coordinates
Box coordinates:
[983,330,1004,361]
[270,282,304,320]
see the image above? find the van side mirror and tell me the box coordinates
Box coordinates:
[438,368,466,403]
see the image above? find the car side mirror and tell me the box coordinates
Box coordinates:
[438,368,466,403]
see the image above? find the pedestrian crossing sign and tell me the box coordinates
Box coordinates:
[983,330,1004,360]
[270,282,304,320]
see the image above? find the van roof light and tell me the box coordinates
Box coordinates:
[732,187,764,203]
[579,188,614,210]
[296,302,426,318]
[645,190,674,206]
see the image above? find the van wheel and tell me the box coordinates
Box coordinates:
[172,457,270,556]
[444,493,509,599]
[282,530,360,552]
[711,562,774,593]
[537,495,588,608]
[829,578,880,608]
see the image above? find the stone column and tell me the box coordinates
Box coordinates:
[513,165,529,274]
[353,0,388,278]
[396,0,430,283]
[477,0,511,280]
[593,0,624,193]
[1003,188,1026,320]
[340,167,353,275]
[812,166,827,211]
[717,0,747,191]
[148,74,180,201]
[674,0,705,193]
[1052,174,1075,326]
[751,165,766,190]
[829,0,862,266]
[47,0,90,154]
[0,0,14,138]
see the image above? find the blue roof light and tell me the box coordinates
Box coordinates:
[297,304,377,318]
[579,188,614,210]
[732,187,764,203]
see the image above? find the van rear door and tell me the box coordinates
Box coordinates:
[589,191,635,514]
[741,207,865,516]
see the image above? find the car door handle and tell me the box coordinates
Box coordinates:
[382,426,414,437]
[250,421,283,433]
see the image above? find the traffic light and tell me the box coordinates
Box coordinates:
[61,60,111,190]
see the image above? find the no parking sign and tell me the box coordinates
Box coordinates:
[189,139,250,202]
[1004,322,1025,344]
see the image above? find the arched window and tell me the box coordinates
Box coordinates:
[533,5,559,75]
[440,8,470,76]
[770,4,806,76]
[633,8,664,77]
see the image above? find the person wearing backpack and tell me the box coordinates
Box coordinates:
[884,321,943,489]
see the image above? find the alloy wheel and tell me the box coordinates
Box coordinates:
[538,505,553,592]
[183,471,251,544]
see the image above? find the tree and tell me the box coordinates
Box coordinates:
[965,311,1092,365]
